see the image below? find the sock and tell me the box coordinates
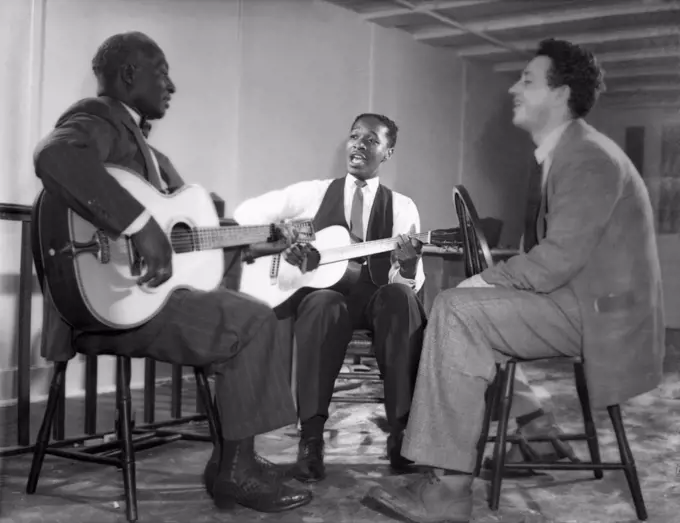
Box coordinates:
[300,415,326,440]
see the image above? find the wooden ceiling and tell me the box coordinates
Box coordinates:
[325,0,680,109]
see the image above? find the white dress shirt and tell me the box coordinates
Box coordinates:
[534,120,571,188]
[120,103,164,236]
[233,174,425,291]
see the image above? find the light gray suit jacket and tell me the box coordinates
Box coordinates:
[482,119,665,408]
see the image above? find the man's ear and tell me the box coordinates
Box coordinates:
[120,63,137,87]
[382,147,394,163]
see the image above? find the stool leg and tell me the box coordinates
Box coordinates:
[608,405,647,521]
[573,362,603,479]
[194,368,222,444]
[474,365,500,477]
[489,361,516,511]
[117,357,138,522]
[26,361,68,494]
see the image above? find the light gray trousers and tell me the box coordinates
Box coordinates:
[402,286,581,472]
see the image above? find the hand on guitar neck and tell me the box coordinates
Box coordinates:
[393,226,423,279]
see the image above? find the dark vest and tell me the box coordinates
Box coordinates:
[312,177,393,286]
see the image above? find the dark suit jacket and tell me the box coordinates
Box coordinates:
[33,96,186,361]
[482,119,665,408]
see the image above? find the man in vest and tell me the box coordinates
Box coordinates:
[233,113,427,482]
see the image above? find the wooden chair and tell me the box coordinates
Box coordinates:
[453,184,647,521]
[25,192,221,522]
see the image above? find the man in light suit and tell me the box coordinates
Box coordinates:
[33,31,312,513]
[368,38,665,523]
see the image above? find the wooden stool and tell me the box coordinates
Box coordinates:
[476,357,647,521]
[25,357,220,522]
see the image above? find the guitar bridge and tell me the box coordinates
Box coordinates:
[57,230,111,263]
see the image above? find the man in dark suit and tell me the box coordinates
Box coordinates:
[233,114,427,481]
[33,31,312,514]
[368,39,665,523]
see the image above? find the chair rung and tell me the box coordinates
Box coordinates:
[487,433,590,443]
[331,396,384,403]
[338,372,382,381]
[503,462,626,471]
[45,448,119,466]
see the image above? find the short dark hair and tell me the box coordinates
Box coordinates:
[536,38,605,118]
[351,113,399,148]
[92,31,160,83]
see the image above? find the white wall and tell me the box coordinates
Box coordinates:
[1,0,483,403]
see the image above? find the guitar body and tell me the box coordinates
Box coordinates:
[239,225,362,308]
[37,166,224,331]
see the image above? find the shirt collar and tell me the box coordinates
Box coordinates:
[120,102,142,127]
[345,173,379,193]
[534,120,571,166]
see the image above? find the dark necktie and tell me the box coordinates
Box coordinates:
[349,179,367,242]
[523,159,543,253]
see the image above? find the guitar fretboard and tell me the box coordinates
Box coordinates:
[170,220,315,254]
[319,231,431,265]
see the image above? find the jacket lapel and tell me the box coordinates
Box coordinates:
[537,119,585,241]
[101,97,164,189]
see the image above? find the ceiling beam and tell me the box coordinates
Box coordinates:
[604,66,680,80]
[362,0,500,21]
[413,1,680,41]
[458,26,680,58]
[389,0,527,56]
[494,47,680,73]
[605,83,680,94]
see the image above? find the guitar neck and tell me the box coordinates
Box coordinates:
[320,231,432,264]
[173,224,275,252]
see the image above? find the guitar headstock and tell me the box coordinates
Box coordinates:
[429,227,463,249]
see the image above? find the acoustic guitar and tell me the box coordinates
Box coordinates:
[36,165,313,331]
[239,224,461,308]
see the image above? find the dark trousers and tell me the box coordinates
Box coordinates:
[277,267,427,434]
[73,250,297,441]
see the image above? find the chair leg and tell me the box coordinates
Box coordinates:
[473,365,500,477]
[489,361,516,511]
[117,356,138,522]
[194,367,222,444]
[608,405,647,521]
[26,361,68,494]
[573,362,603,479]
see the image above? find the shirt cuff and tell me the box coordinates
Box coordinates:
[122,211,151,236]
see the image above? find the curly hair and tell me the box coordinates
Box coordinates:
[351,113,399,148]
[536,38,606,118]
[91,31,160,82]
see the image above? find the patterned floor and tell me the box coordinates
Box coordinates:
[1,355,680,523]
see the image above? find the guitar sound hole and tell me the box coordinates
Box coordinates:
[170,222,195,254]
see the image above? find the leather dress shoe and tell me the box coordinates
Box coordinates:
[212,470,312,513]
[203,450,293,498]
[387,431,414,472]
[367,470,472,523]
[292,436,325,483]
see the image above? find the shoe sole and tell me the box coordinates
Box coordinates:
[215,494,313,513]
